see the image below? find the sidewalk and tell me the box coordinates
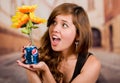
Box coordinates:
[0,52,28,83]
[90,48,120,83]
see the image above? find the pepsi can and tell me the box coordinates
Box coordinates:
[24,45,39,64]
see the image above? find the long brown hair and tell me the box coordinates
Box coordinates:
[38,3,92,82]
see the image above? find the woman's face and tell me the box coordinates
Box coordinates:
[49,14,77,53]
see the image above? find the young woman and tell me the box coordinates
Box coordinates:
[17,3,101,83]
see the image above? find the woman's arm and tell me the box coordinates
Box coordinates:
[26,69,42,83]
[41,64,56,83]
[29,61,56,83]
[16,46,56,83]
[17,60,56,83]
[71,55,101,83]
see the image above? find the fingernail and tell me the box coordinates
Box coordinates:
[30,65,33,68]
[22,50,24,52]
[16,61,18,63]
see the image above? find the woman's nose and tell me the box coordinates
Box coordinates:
[53,24,61,33]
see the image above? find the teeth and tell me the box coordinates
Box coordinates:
[53,35,58,38]
[52,35,60,40]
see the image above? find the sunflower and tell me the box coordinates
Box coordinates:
[11,5,46,44]
[29,12,46,24]
[17,5,37,13]
[11,4,46,30]
[11,12,29,28]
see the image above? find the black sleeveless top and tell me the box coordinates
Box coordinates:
[69,52,92,82]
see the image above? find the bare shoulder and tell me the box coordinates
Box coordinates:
[81,54,101,81]
[71,55,101,83]
[82,54,101,71]
[88,54,101,65]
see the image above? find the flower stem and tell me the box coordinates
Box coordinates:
[28,29,34,45]
[27,20,34,45]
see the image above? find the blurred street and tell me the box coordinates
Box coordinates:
[0,48,120,83]
[0,52,28,83]
[90,48,120,83]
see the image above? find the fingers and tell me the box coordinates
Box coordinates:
[21,47,26,63]
[16,60,47,73]
[16,60,36,71]
[16,60,29,68]
[29,62,46,71]
[21,57,26,63]
[30,63,41,69]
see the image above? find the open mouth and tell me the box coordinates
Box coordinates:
[52,35,61,41]
[51,35,61,46]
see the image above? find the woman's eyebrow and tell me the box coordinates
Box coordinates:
[61,20,73,25]
[61,19,70,23]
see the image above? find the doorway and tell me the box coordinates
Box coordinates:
[109,25,113,51]
[92,28,101,47]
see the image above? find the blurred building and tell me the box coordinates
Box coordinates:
[86,0,104,48]
[102,0,120,54]
[0,0,105,54]
[0,0,120,54]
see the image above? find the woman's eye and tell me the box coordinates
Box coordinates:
[53,21,57,25]
[63,23,68,28]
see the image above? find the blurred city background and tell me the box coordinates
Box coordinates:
[0,0,120,83]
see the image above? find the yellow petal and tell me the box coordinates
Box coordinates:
[17,5,37,13]
[29,12,46,24]
[11,22,20,28]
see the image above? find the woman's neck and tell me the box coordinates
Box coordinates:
[60,48,77,61]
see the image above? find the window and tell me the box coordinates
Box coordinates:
[88,0,95,11]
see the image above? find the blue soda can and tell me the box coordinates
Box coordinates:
[24,45,39,64]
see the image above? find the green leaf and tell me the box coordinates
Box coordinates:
[29,20,33,27]
[32,26,38,29]
[26,22,30,28]
[21,28,29,34]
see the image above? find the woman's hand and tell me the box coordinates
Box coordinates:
[16,45,56,83]
[16,60,48,72]
[16,45,44,83]
[16,45,48,72]
[17,59,56,83]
